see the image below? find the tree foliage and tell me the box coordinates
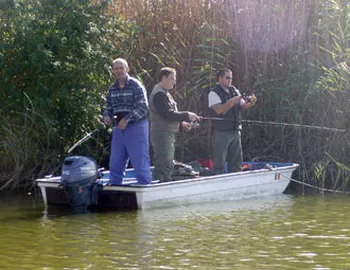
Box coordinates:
[0,0,134,189]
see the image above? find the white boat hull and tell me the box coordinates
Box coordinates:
[110,165,295,209]
[36,162,298,210]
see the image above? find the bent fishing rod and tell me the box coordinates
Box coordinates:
[199,117,347,133]
[40,128,102,178]
[67,115,128,154]
[67,116,121,154]
[68,128,100,154]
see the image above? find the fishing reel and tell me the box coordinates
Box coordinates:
[242,93,253,103]
[187,121,200,131]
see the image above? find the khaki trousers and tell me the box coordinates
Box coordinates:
[150,131,176,181]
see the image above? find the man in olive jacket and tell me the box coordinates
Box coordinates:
[149,67,200,182]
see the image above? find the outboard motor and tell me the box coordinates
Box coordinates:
[60,156,101,212]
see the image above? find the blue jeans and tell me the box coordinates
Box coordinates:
[109,120,151,184]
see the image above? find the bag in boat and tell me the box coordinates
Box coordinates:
[172,161,199,177]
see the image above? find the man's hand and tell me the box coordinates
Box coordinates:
[103,115,112,125]
[228,96,243,107]
[188,112,200,122]
[181,121,191,132]
[242,94,257,109]
[249,94,257,105]
[117,118,128,129]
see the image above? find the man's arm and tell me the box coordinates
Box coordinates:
[209,91,243,115]
[102,87,113,124]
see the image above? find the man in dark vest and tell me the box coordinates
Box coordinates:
[208,68,257,174]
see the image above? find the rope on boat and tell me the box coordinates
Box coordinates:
[279,172,350,194]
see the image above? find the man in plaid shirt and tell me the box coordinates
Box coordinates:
[103,58,151,185]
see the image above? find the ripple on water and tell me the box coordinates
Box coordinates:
[1,194,350,269]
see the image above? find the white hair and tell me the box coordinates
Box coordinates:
[112,58,128,68]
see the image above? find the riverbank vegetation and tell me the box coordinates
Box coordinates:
[1,0,350,193]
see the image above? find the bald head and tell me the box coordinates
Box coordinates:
[112,58,128,68]
[112,58,129,81]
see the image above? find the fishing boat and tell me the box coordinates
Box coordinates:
[35,156,299,211]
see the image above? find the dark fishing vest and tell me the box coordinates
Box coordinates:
[211,84,242,131]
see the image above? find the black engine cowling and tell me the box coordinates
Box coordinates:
[60,156,101,212]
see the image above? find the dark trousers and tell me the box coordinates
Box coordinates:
[150,130,176,181]
[213,129,242,174]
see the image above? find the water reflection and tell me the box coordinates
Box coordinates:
[1,194,350,269]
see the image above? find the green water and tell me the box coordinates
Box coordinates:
[0,194,350,269]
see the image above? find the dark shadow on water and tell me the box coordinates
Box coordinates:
[40,205,138,220]
[0,194,44,223]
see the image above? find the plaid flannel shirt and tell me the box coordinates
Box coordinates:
[103,75,149,123]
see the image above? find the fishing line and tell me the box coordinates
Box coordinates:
[199,117,347,133]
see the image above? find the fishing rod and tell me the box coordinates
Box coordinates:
[68,128,100,154]
[67,115,127,154]
[40,125,107,180]
[40,128,102,180]
[199,117,347,133]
